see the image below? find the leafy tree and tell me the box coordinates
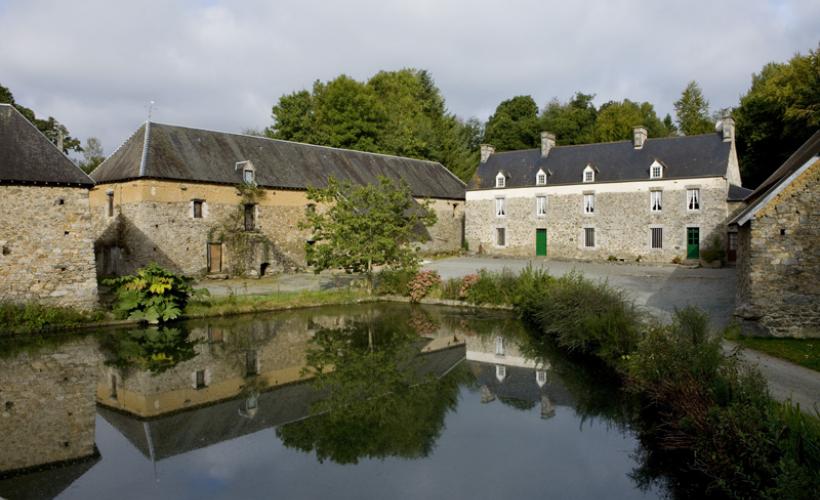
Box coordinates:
[0,83,82,153]
[735,45,820,187]
[301,176,436,293]
[483,95,540,151]
[104,264,203,323]
[79,137,105,173]
[674,81,713,135]
[540,92,598,145]
[662,113,678,135]
[312,76,385,152]
[265,89,316,143]
[594,99,669,142]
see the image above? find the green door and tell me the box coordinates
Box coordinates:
[686,227,700,259]
[536,229,547,256]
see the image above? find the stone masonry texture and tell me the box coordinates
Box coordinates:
[0,185,98,308]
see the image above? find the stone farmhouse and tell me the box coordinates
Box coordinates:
[89,122,466,278]
[465,118,751,263]
[732,130,820,338]
[0,104,98,308]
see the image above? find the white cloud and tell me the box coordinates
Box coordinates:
[0,0,817,153]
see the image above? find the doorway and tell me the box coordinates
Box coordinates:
[535,229,547,256]
[208,243,222,273]
[727,232,737,264]
[686,227,700,260]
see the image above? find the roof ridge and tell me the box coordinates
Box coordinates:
[138,121,151,177]
[148,121,447,167]
[488,133,724,155]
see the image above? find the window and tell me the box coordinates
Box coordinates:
[495,172,506,188]
[536,170,547,186]
[495,337,505,356]
[536,195,547,216]
[495,197,506,217]
[651,164,662,179]
[495,364,507,382]
[244,204,256,231]
[106,192,114,217]
[583,165,595,183]
[243,168,255,184]
[536,370,547,386]
[110,374,118,400]
[496,227,506,246]
[246,350,258,376]
[192,200,203,218]
[687,189,700,211]
[195,370,207,389]
[650,190,662,212]
[584,227,595,248]
[583,194,595,214]
[651,227,663,249]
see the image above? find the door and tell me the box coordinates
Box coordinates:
[535,229,547,256]
[208,243,222,273]
[727,232,738,264]
[686,227,700,259]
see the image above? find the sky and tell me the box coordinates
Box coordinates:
[0,0,817,155]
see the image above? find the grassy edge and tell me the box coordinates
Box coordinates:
[733,337,820,373]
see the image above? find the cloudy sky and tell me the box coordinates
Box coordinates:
[0,0,817,155]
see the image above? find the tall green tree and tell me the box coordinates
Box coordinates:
[674,81,714,135]
[0,83,82,153]
[593,99,669,142]
[483,95,540,151]
[301,176,436,293]
[266,89,316,143]
[540,92,598,145]
[312,76,385,152]
[734,45,820,188]
[79,137,105,173]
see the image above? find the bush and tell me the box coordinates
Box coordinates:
[408,270,441,303]
[104,264,200,324]
[375,268,416,296]
[439,277,463,301]
[0,302,102,335]
[701,236,725,264]
[465,268,519,305]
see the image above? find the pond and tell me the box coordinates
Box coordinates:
[0,304,666,499]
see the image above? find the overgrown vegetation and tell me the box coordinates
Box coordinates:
[104,264,201,324]
[0,302,103,336]
[731,337,820,373]
[700,236,726,264]
[184,288,366,318]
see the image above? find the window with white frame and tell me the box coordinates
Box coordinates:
[495,197,506,217]
[650,163,663,179]
[495,364,507,382]
[583,193,595,214]
[583,165,595,183]
[496,227,506,246]
[687,188,701,211]
[536,370,547,386]
[584,227,595,248]
[495,336,505,355]
[192,199,205,219]
[536,169,547,186]
[536,195,547,216]
[651,227,663,249]
[243,168,255,184]
[650,190,662,212]
[495,172,506,188]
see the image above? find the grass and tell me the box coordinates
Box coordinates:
[0,302,105,336]
[735,337,820,372]
[184,288,368,318]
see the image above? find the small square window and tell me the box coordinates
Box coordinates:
[496,227,506,246]
[195,370,207,389]
[496,175,505,188]
[584,228,595,248]
[536,173,546,185]
[495,364,507,381]
[651,165,662,179]
[243,169,255,184]
[651,227,663,249]
[192,200,203,218]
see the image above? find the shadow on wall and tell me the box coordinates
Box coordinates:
[93,214,178,279]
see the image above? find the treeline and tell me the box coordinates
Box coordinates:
[267,45,818,187]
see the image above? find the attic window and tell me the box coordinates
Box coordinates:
[236,160,256,184]
[583,165,595,183]
[495,172,506,188]
[650,161,663,179]
[243,168,255,184]
[536,169,547,186]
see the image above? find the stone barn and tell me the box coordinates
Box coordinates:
[89,121,465,278]
[0,104,98,308]
[731,130,820,337]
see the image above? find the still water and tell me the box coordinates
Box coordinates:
[0,304,664,499]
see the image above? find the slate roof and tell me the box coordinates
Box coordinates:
[91,122,466,200]
[470,133,732,190]
[728,184,754,202]
[0,104,94,187]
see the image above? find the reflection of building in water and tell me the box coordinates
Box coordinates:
[465,333,570,419]
[0,337,101,477]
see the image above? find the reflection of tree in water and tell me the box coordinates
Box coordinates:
[98,327,200,374]
[276,316,468,464]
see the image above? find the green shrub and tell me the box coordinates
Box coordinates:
[0,302,102,335]
[104,264,201,324]
[701,236,725,263]
[439,277,463,301]
[465,268,518,305]
[375,268,416,296]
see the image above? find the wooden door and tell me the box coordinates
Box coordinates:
[208,243,222,273]
[536,229,547,256]
[686,228,700,259]
[727,232,737,263]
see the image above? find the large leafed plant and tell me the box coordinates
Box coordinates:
[104,264,202,324]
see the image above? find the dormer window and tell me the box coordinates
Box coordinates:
[583,165,595,183]
[650,161,663,179]
[495,172,506,188]
[243,168,255,184]
[536,169,547,186]
[236,160,256,184]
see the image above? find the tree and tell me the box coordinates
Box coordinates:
[593,99,669,142]
[0,83,82,153]
[483,95,540,151]
[540,92,598,145]
[674,81,713,135]
[301,176,436,293]
[662,114,678,136]
[265,89,316,143]
[79,137,105,173]
[734,45,820,188]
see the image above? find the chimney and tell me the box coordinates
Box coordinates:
[721,116,735,142]
[633,126,647,149]
[480,144,495,163]
[57,129,64,153]
[540,132,556,157]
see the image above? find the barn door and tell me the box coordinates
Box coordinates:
[208,243,222,273]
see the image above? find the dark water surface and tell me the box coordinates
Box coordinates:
[0,304,664,499]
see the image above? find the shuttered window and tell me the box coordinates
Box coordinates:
[651,227,663,249]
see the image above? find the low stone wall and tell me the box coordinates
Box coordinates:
[0,185,98,308]
[735,161,820,337]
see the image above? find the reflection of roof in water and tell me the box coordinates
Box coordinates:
[101,346,466,461]
[468,361,575,408]
[0,452,100,500]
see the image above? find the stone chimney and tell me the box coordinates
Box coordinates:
[633,126,648,149]
[721,116,735,142]
[480,144,495,163]
[56,129,64,153]
[540,132,556,157]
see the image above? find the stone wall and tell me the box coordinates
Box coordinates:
[465,177,731,263]
[0,185,98,308]
[0,337,100,474]
[90,180,464,277]
[735,160,820,337]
